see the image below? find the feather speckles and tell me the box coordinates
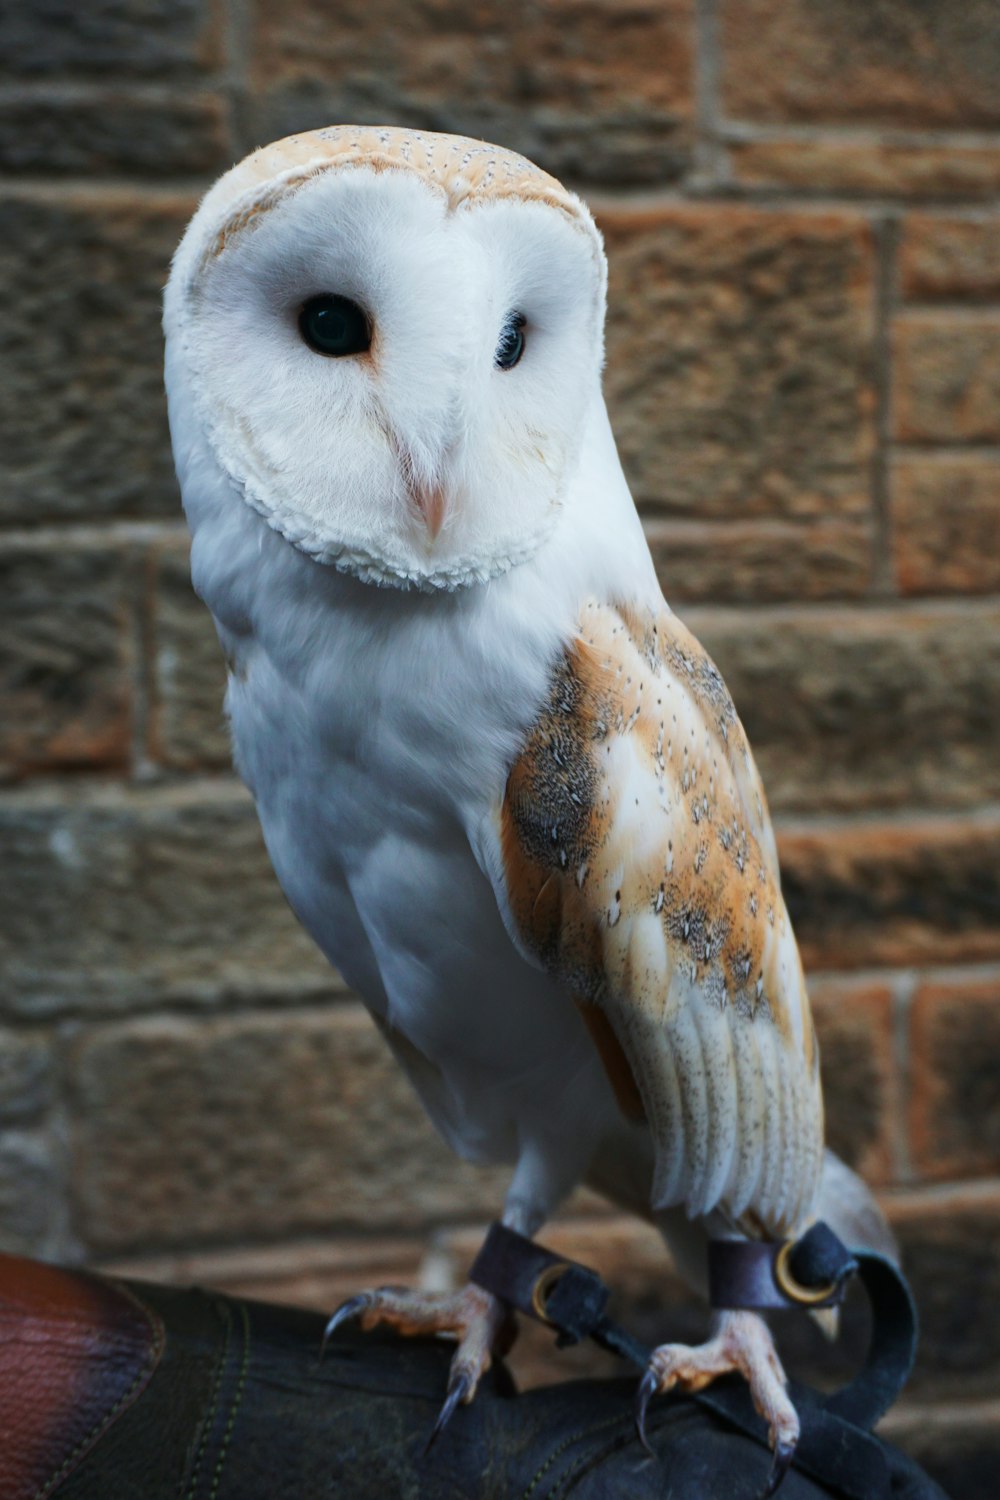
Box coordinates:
[503,601,776,1019]
[202,125,594,264]
[500,598,823,1235]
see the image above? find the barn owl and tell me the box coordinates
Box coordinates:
[164,125,892,1483]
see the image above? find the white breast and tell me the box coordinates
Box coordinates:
[169,338,658,1171]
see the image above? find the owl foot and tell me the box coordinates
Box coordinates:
[636,1309,798,1496]
[320,1282,513,1447]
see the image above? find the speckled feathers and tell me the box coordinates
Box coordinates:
[501,600,823,1237]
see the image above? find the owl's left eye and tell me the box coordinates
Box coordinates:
[298,294,371,357]
[494,312,526,370]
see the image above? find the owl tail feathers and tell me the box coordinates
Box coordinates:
[815,1148,897,1263]
[808,1148,898,1342]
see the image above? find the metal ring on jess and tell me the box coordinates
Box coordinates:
[530,1262,572,1323]
[773,1240,840,1307]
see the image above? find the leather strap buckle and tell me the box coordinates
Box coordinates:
[708,1223,858,1312]
[773,1241,840,1307]
[529,1261,573,1324]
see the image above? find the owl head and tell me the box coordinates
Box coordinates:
[164,126,607,591]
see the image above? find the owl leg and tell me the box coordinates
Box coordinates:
[321,1280,514,1445]
[321,1137,579,1441]
[636,1309,798,1496]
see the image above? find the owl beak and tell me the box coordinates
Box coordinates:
[409,481,448,540]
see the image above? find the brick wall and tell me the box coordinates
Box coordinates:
[1,3,998,1491]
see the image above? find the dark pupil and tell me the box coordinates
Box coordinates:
[299,294,370,357]
[495,313,526,370]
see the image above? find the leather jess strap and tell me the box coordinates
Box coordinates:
[708,1222,857,1311]
[470,1221,920,1500]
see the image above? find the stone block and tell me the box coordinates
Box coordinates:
[894,313,1000,444]
[722,0,1000,128]
[810,978,897,1187]
[892,455,1000,596]
[599,206,875,520]
[900,216,1000,302]
[0,781,332,1014]
[0,1133,57,1256]
[149,542,231,771]
[777,813,1000,972]
[727,138,1000,201]
[0,1030,52,1122]
[0,543,132,778]
[646,517,873,604]
[246,0,695,187]
[0,92,231,177]
[0,0,221,77]
[70,1005,513,1251]
[0,191,194,523]
[910,976,1000,1182]
[687,603,1000,814]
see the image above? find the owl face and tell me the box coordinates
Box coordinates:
[165,128,607,590]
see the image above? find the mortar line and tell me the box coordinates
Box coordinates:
[126,542,157,783]
[693,0,725,189]
[871,214,900,597]
[3,176,998,220]
[224,0,254,160]
[890,969,918,1184]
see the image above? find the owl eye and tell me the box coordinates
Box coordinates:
[298,294,371,357]
[494,312,526,370]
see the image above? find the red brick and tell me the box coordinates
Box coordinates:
[910,976,1000,1182]
[646,517,873,604]
[892,455,1000,596]
[599,206,875,520]
[777,813,1000,972]
[810,979,897,1187]
[247,0,695,186]
[0,544,132,778]
[887,1187,1000,1397]
[728,138,1000,201]
[901,217,1000,303]
[722,0,1000,128]
[894,313,1000,444]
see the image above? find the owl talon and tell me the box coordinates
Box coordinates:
[639,1311,799,1493]
[425,1367,473,1453]
[319,1292,372,1357]
[634,1367,660,1458]
[319,1280,506,1445]
[762,1436,797,1498]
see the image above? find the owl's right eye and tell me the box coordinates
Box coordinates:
[298,295,371,357]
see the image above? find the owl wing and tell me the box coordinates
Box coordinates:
[494,599,823,1238]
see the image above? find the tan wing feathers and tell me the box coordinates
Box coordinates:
[500,599,823,1238]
